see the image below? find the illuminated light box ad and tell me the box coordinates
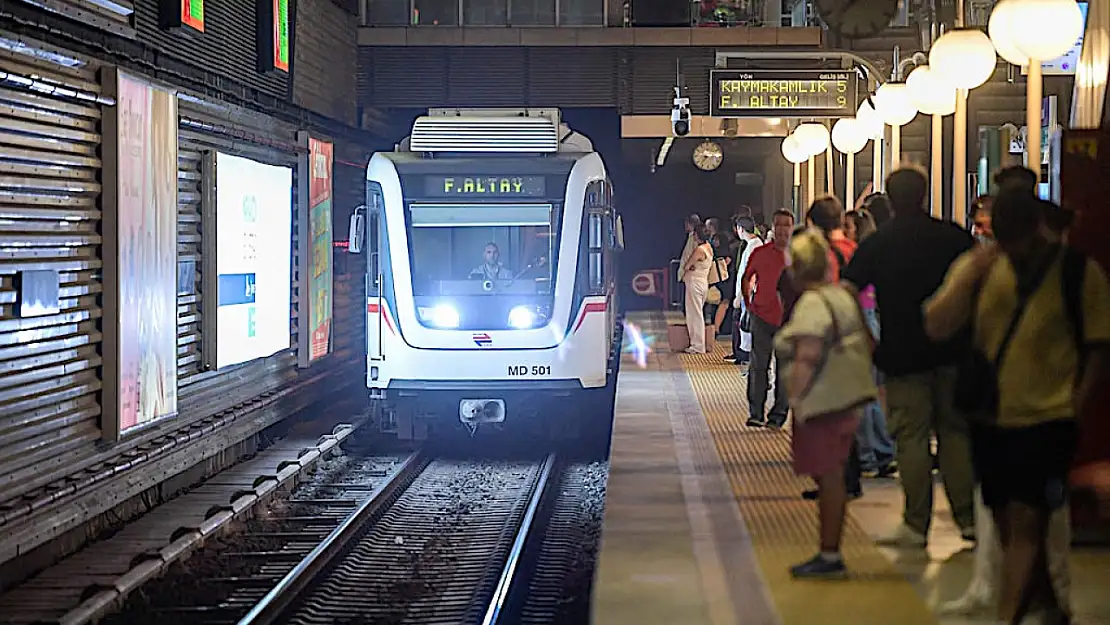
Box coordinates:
[215,152,292,368]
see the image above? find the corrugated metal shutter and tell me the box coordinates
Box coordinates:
[365,47,448,107]
[331,142,367,363]
[447,48,527,106]
[527,47,618,107]
[132,0,288,99]
[293,0,359,124]
[174,99,304,413]
[0,50,104,503]
[630,48,712,114]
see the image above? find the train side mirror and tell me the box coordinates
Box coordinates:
[348,205,366,254]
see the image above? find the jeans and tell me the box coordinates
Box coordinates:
[856,307,896,470]
[747,314,788,423]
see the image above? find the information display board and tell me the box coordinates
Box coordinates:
[215,152,293,368]
[710,69,860,118]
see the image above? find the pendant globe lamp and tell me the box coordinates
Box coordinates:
[988,0,1085,179]
[792,123,829,205]
[930,27,998,226]
[782,135,809,218]
[856,98,885,190]
[832,118,868,203]
[907,65,957,216]
[874,82,918,168]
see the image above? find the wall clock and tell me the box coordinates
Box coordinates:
[693,141,723,171]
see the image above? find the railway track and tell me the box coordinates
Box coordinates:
[106,451,601,625]
[101,448,416,625]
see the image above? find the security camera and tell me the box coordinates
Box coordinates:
[671,86,691,137]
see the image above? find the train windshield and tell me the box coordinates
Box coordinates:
[407,203,557,298]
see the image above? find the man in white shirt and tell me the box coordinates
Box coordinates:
[727,214,761,365]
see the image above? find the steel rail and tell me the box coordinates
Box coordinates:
[235,450,427,625]
[481,452,558,625]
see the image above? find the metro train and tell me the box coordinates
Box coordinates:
[347,109,624,446]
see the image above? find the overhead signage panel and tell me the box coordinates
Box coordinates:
[422,175,547,198]
[710,69,860,118]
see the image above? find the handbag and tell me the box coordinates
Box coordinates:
[791,288,878,424]
[953,248,1056,419]
[707,257,729,285]
[706,285,722,305]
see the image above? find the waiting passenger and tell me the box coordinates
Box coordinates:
[846,208,897,480]
[727,213,763,366]
[677,213,702,284]
[841,166,977,547]
[804,196,863,501]
[971,195,995,243]
[682,225,714,355]
[924,188,1110,625]
[775,228,877,578]
[469,243,513,280]
[740,209,795,427]
[863,192,894,228]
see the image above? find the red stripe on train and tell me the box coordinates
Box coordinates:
[366,302,396,334]
[573,301,608,333]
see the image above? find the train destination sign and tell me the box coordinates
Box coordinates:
[424,175,546,198]
[710,69,860,118]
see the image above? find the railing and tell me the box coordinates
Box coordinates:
[358,0,820,27]
[356,0,915,29]
[361,0,607,26]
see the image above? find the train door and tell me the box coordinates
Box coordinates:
[367,184,385,362]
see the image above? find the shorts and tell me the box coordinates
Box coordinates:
[972,420,1079,510]
[793,409,860,477]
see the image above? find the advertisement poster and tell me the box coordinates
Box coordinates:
[116,72,179,433]
[305,137,333,363]
[215,152,292,368]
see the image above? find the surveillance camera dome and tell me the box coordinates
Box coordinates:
[673,120,690,136]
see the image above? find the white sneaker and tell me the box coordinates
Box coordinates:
[874,523,927,548]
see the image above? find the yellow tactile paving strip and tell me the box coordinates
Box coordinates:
[678,346,938,625]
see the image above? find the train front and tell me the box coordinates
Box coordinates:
[356,112,617,439]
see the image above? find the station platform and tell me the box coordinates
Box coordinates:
[592,311,1110,625]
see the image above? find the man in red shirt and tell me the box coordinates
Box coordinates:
[741,209,795,428]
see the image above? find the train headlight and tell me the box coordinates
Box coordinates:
[430,304,460,329]
[508,306,537,329]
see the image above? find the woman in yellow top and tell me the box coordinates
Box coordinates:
[924,189,1110,625]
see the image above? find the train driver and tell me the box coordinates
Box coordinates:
[469,243,513,280]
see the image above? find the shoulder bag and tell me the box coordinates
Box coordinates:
[791,288,879,424]
[707,256,729,285]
